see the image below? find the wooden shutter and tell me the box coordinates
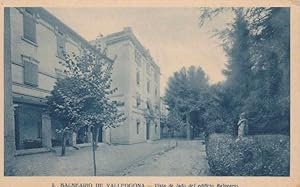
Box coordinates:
[24,60,38,86]
[136,120,140,134]
[147,80,150,92]
[23,12,36,43]
[57,33,65,58]
[136,71,140,85]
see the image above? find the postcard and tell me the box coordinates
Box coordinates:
[1,0,300,187]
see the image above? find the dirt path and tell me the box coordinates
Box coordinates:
[121,139,210,176]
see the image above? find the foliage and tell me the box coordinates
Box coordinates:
[199,7,290,135]
[144,101,159,125]
[165,110,187,137]
[46,38,125,157]
[164,66,213,137]
[206,133,289,176]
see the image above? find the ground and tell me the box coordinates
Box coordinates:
[13,139,209,176]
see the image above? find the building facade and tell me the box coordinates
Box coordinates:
[6,7,100,153]
[5,8,161,166]
[94,27,161,144]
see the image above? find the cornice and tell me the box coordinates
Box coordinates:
[102,29,160,70]
[16,7,113,63]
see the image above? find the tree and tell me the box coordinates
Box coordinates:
[47,77,83,156]
[165,66,211,139]
[47,39,125,175]
[242,8,290,134]
[220,9,254,133]
[199,7,290,135]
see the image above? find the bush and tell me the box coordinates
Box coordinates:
[206,133,289,176]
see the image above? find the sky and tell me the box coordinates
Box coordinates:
[47,8,231,95]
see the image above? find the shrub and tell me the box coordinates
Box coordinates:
[206,133,289,176]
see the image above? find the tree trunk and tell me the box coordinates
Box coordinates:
[186,113,192,140]
[92,127,97,176]
[92,140,96,176]
[95,126,100,147]
[61,132,66,156]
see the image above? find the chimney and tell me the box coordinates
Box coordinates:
[123,27,132,33]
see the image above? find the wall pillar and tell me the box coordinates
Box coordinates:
[42,113,52,148]
[87,126,92,143]
[4,8,16,176]
[71,132,77,146]
[108,127,112,144]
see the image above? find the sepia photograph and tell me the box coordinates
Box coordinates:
[3,5,292,179]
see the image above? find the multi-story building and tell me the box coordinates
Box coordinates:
[4,7,106,154]
[93,27,161,144]
[4,9,161,170]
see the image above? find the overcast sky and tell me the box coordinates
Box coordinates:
[47,8,231,95]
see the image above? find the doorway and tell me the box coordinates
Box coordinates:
[98,127,103,143]
[146,121,150,140]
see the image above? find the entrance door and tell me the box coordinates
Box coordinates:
[146,122,150,140]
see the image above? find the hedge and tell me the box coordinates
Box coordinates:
[206,133,289,176]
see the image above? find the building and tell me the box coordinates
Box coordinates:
[92,27,161,144]
[4,8,161,169]
[4,7,106,156]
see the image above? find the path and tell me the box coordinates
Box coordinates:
[121,140,209,176]
[13,139,209,176]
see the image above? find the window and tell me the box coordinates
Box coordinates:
[38,120,42,138]
[135,50,141,66]
[155,72,159,82]
[113,100,125,107]
[146,63,151,75]
[147,80,150,93]
[155,105,159,112]
[136,95,141,108]
[136,71,140,85]
[155,124,158,134]
[55,69,66,80]
[23,9,36,43]
[57,32,66,59]
[146,100,151,110]
[23,58,38,87]
[136,120,140,134]
[155,87,158,96]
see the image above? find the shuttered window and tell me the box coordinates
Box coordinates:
[23,11,36,43]
[147,80,150,93]
[57,33,65,59]
[136,120,140,134]
[136,71,140,85]
[136,95,141,108]
[135,50,141,66]
[24,60,38,87]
